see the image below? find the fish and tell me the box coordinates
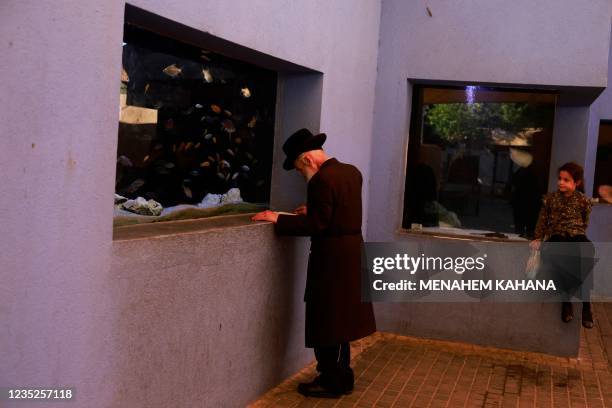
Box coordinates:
[232,172,239,180]
[121,66,129,82]
[190,170,200,176]
[163,64,182,77]
[143,155,150,162]
[221,119,236,133]
[165,119,174,129]
[241,165,250,172]
[155,167,169,174]
[256,179,265,187]
[173,144,176,152]
[125,178,145,193]
[217,172,225,179]
[195,104,203,109]
[200,161,210,167]
[224,110,232,117]
[200,54,211,62]
[144,83,150,94]
[245,152,254,160]
[204,133,213,140]
[208,155,216,162]
[212,136,217,144]
[202,68,213,83]
[183,185,193,198]
[117,155,133,167]
[234,137,242,144]
[194,142,201,149]
[216,153,221,161]
[185,142,193,151]
[247,116,257,128]
[240,87,251,98]
[153,101,164,109]
[182,107,195,115]
[225,173,230,181]
[154,143,163,150]
[178,142,185,151]
[164,162,175,169]
[220,160,230,168]
[211,104,221,114]
[226,148,235,156]
[426,6,432,17]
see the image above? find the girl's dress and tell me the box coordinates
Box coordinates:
[534,190,594,300]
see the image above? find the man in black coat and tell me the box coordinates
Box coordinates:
[252,128,376,398]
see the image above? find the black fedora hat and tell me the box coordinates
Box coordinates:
[282,128,327,170]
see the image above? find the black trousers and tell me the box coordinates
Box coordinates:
[313,342,353,390]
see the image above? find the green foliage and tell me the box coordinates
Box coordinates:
[424,102,553,145]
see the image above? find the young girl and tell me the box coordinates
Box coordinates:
[530,162,594,328]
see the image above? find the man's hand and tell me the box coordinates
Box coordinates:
[529,240,542,250]
[251,210,279,223]
[294,204,307,215]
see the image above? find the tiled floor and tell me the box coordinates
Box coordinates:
[250,303,612,407]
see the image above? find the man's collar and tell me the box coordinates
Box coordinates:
[320,157,338,170]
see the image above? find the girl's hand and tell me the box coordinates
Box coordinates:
[294,204,307,215]
[530,240,541,250]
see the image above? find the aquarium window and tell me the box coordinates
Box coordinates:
[593,121,612,203]
[115,23,277,225]
[402,85,557,239]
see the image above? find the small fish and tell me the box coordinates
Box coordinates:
[200,54,211,62]
[245,152,254,160]
[216,153,221,161]
[155,167,169,174]
[183,106,195,115]
[144,83,150,94]
[125,178,145,193]
[154,143,163,150]
[183,185,193,198]
[208,155,216,162]
[211,104,221,114]
[240,87,251,98]
[225,173,230,181]
[195,104,204,109]
[163,64,182,77]
[204,133,213,140]
[178,142,185,151]
[202,68,213,83]
[194,142,201,149]
[143,155,150,162]
[117,155,133,167]
[221,160,230,168]
[226,148,235,156]
[121,66,129,82]
[234,137,242,144]
[200,161,211,167]
[185,142,193,151]
[212,136,217,144]
[241,165,250,172]
[224,110,232,117]
[190,170,200,177]
[217,172,225,179]
[247,116,257,128]
[164,162,175,169]
[256,179,265,187]
[153,101,164,109]
[165,118,174,129]
[426,6,432,17]
[221,119,236,133]
[172,144,176,152]
[232,172,239,180]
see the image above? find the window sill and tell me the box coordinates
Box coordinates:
[397,227,529,243]
[112,212,271,241]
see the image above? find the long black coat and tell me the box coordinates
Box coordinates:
[275,158,376,347]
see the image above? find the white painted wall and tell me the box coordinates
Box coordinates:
[0,1,381,406]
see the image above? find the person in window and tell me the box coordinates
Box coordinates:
[252,128,376,398]
[530,162,595,327]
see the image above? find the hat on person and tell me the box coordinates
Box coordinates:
[282,128,327,170]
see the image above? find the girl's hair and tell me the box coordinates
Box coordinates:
[558,162,585,192]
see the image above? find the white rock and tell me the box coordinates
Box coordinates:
[198,193,222,208]
[221,188,243,205]
[122,196,163,216]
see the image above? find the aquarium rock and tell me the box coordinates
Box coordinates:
[121,197,163,216]
[220,188,243,205]
[198,193,222,208]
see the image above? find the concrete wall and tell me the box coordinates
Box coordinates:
[366,0,611,355]
[0,1,381,407]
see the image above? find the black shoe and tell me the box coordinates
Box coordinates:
[562,302,573,323]
[582,303,594,329]
[341,367,354,394]
[297,377,342,399]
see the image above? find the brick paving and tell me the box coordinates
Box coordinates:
[250,303,612,407]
